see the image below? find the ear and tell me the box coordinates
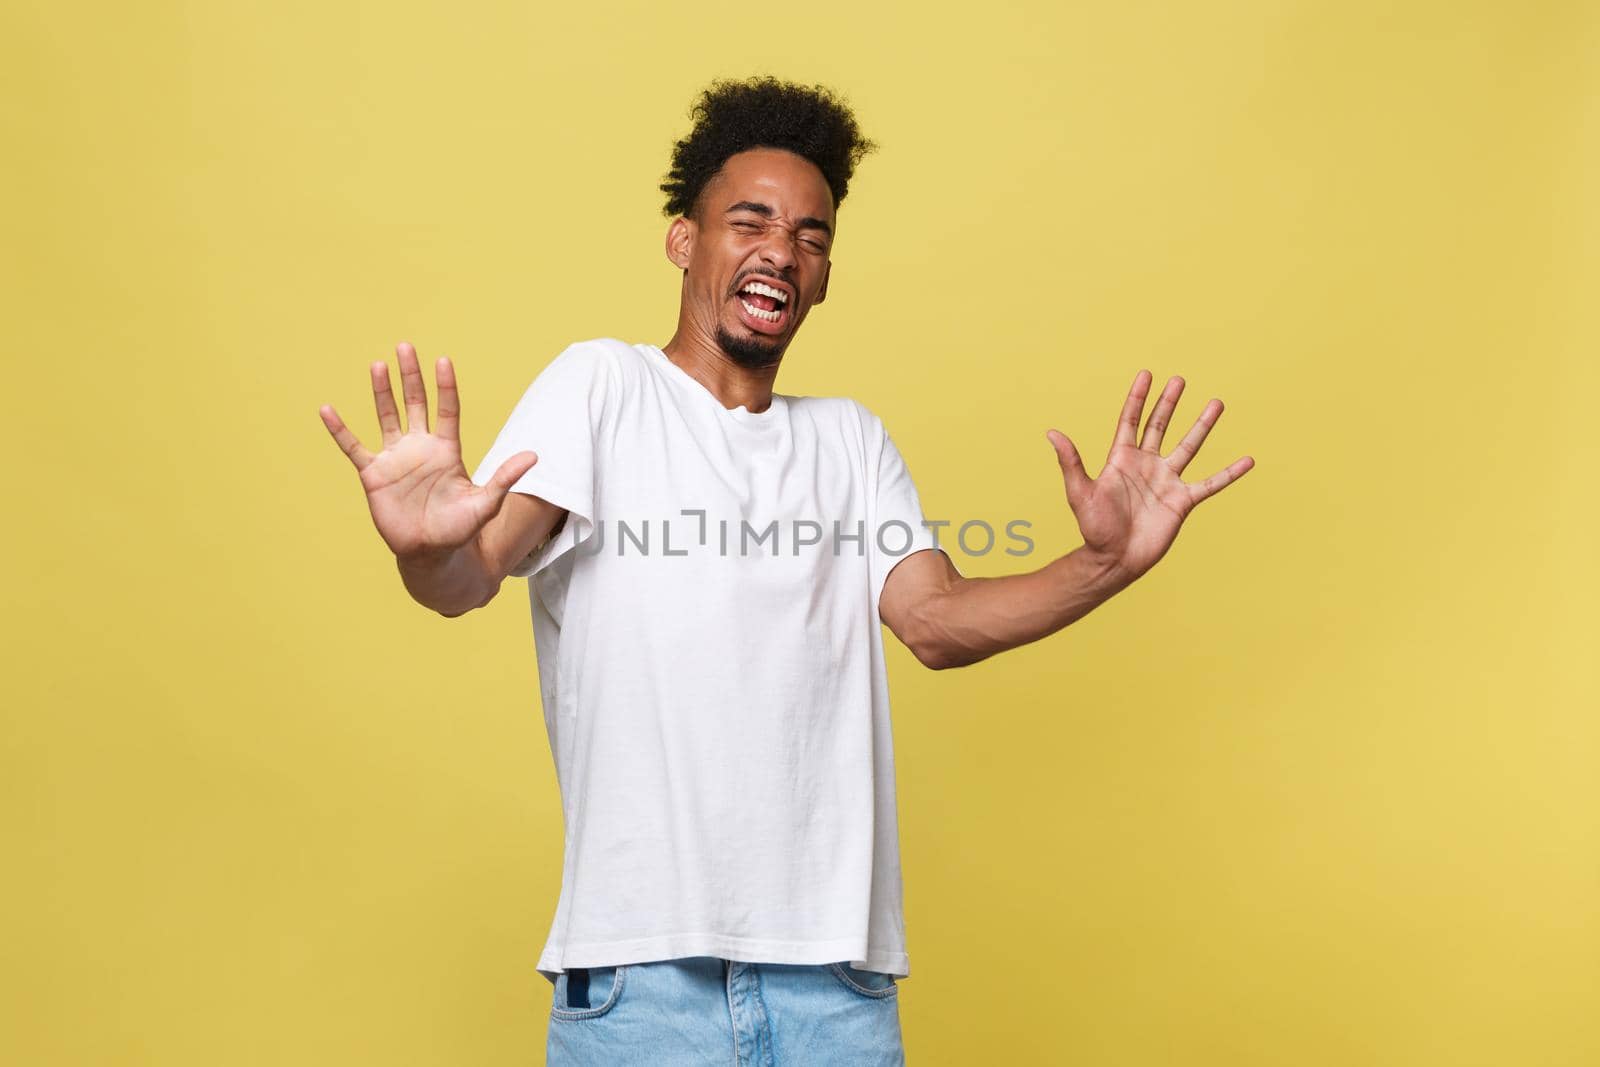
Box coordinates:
[665,215,694,270]
[814,260,831,305]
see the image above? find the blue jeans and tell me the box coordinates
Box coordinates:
[546,955,905,1065]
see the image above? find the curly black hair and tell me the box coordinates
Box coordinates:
[660,75,878,220]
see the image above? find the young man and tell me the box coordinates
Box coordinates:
[319,75,1252,1066]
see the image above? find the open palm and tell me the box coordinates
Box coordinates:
[319,342,538,559]
[1046,370,1254,580]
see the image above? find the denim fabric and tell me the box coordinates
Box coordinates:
[546,955,905,1065]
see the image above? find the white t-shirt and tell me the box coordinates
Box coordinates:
[470,337,943,982]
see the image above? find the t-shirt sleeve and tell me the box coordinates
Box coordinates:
[470,341,611,578]
[866,410,944,614]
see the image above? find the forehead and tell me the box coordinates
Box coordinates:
[704,148,835,223]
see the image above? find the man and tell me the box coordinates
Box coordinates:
[318,75,1252,1065]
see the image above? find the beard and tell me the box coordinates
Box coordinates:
[715,320,785,370]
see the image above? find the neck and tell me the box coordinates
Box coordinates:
[661,316,781,414]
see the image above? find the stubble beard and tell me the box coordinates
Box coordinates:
[715,320,786,370]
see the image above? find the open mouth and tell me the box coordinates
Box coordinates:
[734,278,790,331]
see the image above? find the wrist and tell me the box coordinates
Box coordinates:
[394,537,492,617]
[395,537,473,571]
[1070,544,1138,593]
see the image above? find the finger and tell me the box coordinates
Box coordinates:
[1167,398,1223,475]
[396,341,429,434]
[370,361,403,445]
[1111,369,1153,453]
[1139,375,1185,453]
[1045,429,1092,507]
[435,356,461,443]
[478,451,540,513]
[319,404,374,471]
[1188,454,1255,507]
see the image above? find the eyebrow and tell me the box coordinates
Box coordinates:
[724,200,833,239]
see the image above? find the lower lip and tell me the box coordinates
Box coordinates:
[734,294,789,334]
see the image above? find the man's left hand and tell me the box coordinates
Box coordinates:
[1046,370,1255,583]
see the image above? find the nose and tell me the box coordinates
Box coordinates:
[757,228,798,274]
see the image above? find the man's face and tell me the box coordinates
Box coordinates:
[667,147,836,369]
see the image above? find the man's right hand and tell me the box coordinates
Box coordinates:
[319,341,539,562]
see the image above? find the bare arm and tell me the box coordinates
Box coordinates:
[880,369,1254,670]
[880,545,1132,670]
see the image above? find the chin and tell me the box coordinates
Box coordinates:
[715,323,787,369]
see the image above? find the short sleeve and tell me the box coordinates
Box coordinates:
[470,341,612,578]
[865,410,944,613]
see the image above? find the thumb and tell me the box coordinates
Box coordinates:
[1045,429,1091,505]
[478,450,539,515]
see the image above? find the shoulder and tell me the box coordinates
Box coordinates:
[786,395,888,466]
[845,397,884,430]
[843,396,889,447]
[531,337,648,394]
[548,336,635,376]
[789,393,883,435]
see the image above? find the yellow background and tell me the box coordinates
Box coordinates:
[5,0,1596,1063]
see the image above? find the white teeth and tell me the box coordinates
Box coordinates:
[737,280,786,324]
[740,298,781,322]
[739,281,788,304]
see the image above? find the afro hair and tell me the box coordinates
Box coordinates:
[660,75,878,220]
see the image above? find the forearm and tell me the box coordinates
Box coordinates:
[395,535,500,617]
[917,546,1135,669]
